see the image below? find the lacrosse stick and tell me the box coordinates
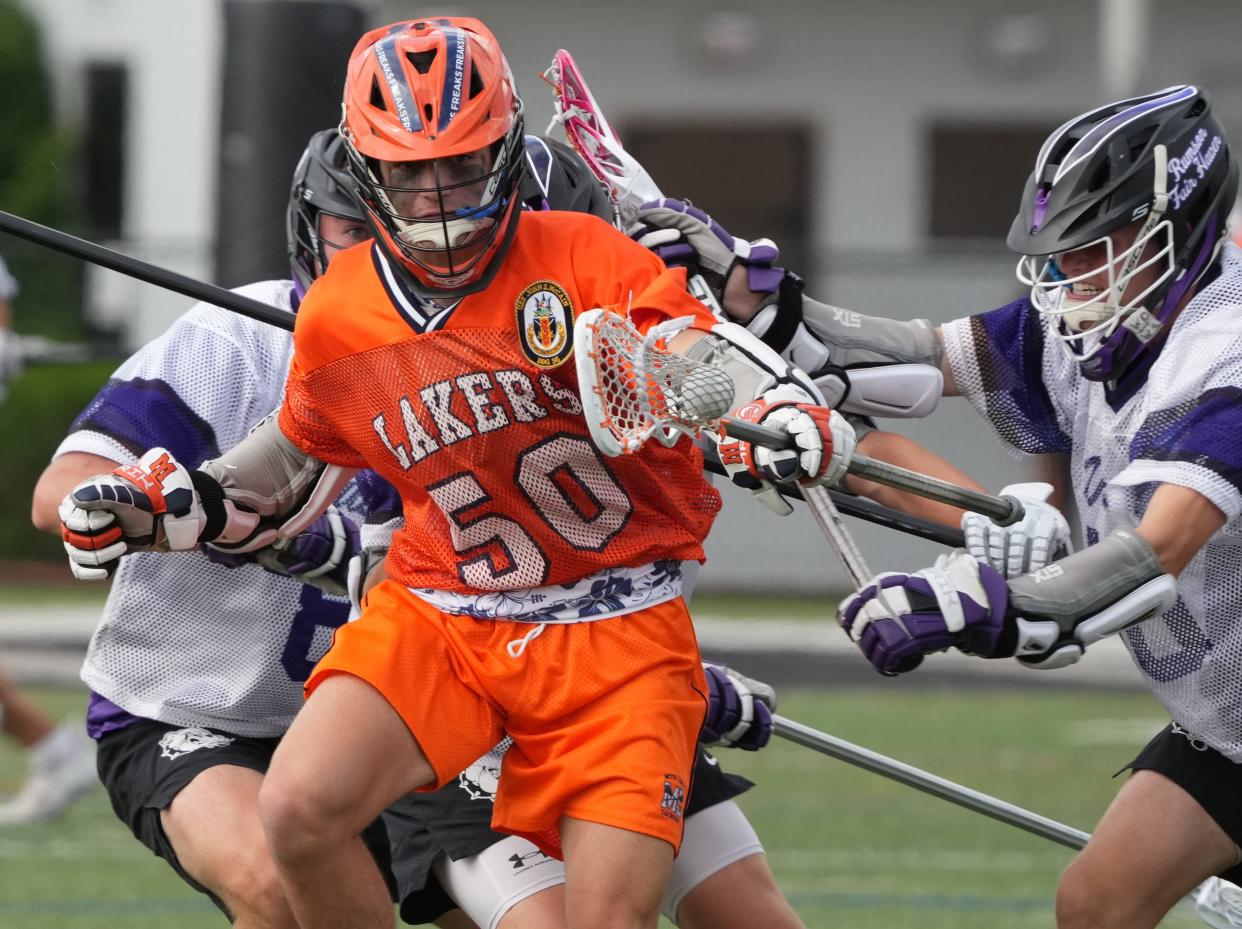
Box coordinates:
[0,209,294,332]
[545,50,1020,531]
[542,50,724,317]
[775,712,1226,922]
[773,714,1090,849]
[700,457,968,548]
[575,308,1019,532]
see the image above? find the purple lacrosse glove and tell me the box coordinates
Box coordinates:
[701,663,776,751]
[837,552,1011,676]
[628,198,785,297]
[250,506,359,597]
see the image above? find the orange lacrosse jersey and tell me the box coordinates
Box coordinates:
[280,211,723,593]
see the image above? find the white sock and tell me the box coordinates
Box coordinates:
[29,722,84,768]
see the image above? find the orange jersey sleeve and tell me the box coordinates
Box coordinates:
[559,213,719,335]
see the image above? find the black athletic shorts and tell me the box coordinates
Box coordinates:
[1124,721,1242,883]
[96,719,395,920]
[383,746,753,925]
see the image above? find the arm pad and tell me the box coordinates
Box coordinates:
[1004,529,1177,668]
[748,289,943,370]
[199,412,326,520]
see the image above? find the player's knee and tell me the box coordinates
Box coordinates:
[567,893,660,929]
[1055,858,1132,929]
[258,773,338,863]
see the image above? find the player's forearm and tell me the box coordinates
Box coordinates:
[1135,483,1227,576]
[719,264,767,323]
[199,412,325,520]
[843,430,984,527]
[32,451,123,534]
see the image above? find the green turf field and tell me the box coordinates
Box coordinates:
[0,685,1204,928]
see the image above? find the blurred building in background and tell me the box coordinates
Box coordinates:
[15,0,1242,590]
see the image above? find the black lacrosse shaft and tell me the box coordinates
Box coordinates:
[701,458,965,547]
[0,209,294,333]
[720,416,1023,526]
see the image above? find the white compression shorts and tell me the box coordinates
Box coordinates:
[433,800,764,928]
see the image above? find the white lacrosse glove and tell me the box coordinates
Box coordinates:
[1195,877,1242,929]
[961,482,1072,578]
[58,447,262,580]
[717,386,856,515]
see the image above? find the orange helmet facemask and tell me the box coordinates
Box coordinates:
[340,18,526,298]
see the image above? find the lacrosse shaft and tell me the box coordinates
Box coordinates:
[772,714,1090,851]
[703,454,964,548]
[800,486,873,587]
[720,417,1023,526]
[0,209,294,333]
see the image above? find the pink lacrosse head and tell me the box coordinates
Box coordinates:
[542,49,662,219]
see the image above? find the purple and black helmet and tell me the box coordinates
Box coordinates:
[286,129,367,299]
[1009,85,1238,380]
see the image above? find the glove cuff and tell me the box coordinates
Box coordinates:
[747,272,805,354]
[189,469,228,543]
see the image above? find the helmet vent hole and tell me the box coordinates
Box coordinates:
[1128,126,1156,160]
[370,77,387,112]
[407,50,437,74]
[424,103,434,123]
[1087,160,1111,193]
[469,62,485,98]
[1187,98,1207,118]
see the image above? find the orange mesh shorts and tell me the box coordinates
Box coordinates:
[306,580,707,858]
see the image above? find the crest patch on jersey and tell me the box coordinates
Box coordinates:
[516,281,574,369]
[158,727,235,760]
[660,772,686,822]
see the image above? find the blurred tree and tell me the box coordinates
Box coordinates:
[0,0,85,342]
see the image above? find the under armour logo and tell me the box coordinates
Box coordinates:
[508,849,552,872]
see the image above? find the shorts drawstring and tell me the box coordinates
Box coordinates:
[506,622,547,658]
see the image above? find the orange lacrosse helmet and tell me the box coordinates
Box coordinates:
[340,18,525,297]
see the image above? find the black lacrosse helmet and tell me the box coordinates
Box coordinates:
[286,129,367,298]
[519,135,615,222]
[1009,85,1238,380]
